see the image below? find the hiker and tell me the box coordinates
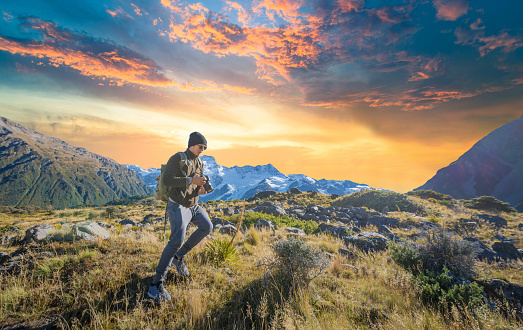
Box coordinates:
[148,132,213,303]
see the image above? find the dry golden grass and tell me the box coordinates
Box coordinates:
[0,203,522,329]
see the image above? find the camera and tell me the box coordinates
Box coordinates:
[203,175,213,193]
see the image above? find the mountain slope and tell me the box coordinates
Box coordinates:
[0,117,153,209]
[125,155,373,202]
[416,114,523,210]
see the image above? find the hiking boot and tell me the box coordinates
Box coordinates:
[147,281,171,303]
[173,256,190,277]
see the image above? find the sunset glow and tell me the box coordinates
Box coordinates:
[0,0,522,192]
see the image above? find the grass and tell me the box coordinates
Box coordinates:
[0,199,522,329]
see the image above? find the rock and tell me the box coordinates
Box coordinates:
[518,223,523,231]
[377,225,392,235]
[462,237,498,261]
[252,191,278,200]
[212,217,233,228]
[464,222,479,231]
[285,227,306,236]
[253,201,286,216]
[72,222,111,241]
[289,188,301,194]
[0,252,8,264]
[143,213,156,222]
[352,207,367,220]
[98,222,115,230]
[318,223,351,238]
[382,206,389,214]
[492,242,523,259]
[339,248,358,259]
[119,219,137,226]
[219,224,237,235]
[23,224,55,243]
[344,232,389,252]
[477,278,523,320]
[308,205,319,213]
[490,234,513,243]
[254,219,275,230]
[366,216,400,228]
[473,214,507,228]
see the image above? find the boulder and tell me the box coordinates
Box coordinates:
[367,216,400,228]
[381,206,389,214]
[0,252,8,264]
[72,222,110,241]
[24,224,55,243]
[473,214,507,228]
[318,223,351,238]
[289,188,301,194]
[477,278,523,320]
[490,234,513,243]
[377,225,392,235]
[212,217,233,228]
[119,219,137,226]
[219,224,237,235]
[518,223,523,231]
[492,242,523,259]
[462,237,498,261]
[253,201,286,216]
[285,227,305,236]
[254,219,275,230]
[344,232,389,252]
[339,248,359,259]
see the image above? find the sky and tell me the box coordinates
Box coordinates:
[0,0,522,193]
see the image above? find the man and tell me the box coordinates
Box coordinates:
[148,132,213,303]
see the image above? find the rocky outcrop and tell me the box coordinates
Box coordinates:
[344,232,389,252]
[23,222,110,243]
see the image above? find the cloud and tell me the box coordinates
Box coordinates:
[455,27,523,56]
[433,0,469,21]
[0,16,255,94]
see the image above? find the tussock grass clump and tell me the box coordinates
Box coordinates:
[203,238,239,266]
[333,189,427,215]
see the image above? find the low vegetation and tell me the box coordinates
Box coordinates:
[333,189,427,215]
[463,196,517,213]
[0,190,521,329]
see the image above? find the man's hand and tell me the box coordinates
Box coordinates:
[191,175,207,186]
[198,186,206,195]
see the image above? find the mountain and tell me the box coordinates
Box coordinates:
[0,117,153,209]
[125,155,373,202]
[416,114,523,211]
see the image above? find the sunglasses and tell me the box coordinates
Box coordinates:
[198,144,207,150]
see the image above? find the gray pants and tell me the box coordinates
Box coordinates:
[154,199,212,283]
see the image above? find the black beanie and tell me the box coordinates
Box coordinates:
[188,132,207,148]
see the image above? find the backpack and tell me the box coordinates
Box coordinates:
[155,152,203,202]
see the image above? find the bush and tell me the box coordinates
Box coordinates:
[391,231,477,279]
[333,189,427,215]
[416,267,483,312]
[463,196,516,213]
[258,237,328,290]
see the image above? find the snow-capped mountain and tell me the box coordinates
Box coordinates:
[124,155,373,202]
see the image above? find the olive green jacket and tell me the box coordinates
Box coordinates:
[162,149,203,207]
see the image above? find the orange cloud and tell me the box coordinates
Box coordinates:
[433,0,469,21]
[455,27,523,56]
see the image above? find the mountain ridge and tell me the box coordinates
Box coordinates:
[416,114,523,211]
[0,117,153,209]
[125,155,375,201]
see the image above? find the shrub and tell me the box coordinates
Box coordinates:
[333,189,427,215]
[204,238,239,266]
[389,241,425,275]
[258,237,328,290]
[463,196,516,213]
[416,267,483,312]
